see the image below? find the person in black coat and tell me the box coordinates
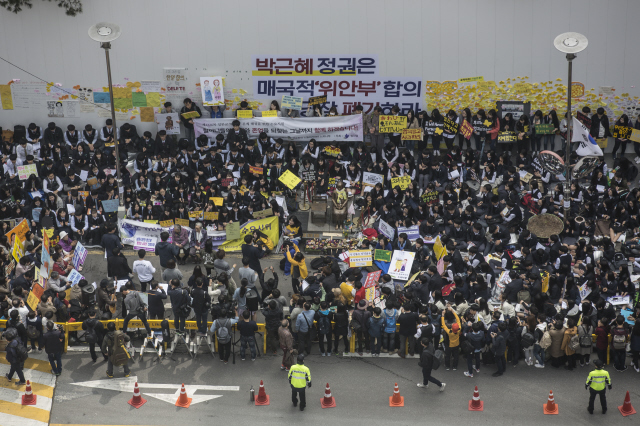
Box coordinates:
[191,278,211,336]
[101,224,123,258]
[418,336,445,390]
[43,321,65,375]
[147,281,167,320]
[241,235,266,285]
[226,120,249,145]
[82,309,106,362]
[107,247,131,280]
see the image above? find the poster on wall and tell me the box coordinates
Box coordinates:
[163,68,187,94]
[63,100,78,118]
[200,77,225,106]
[47,101,64,117]
[76,88,94,113]
[156,113,181,135]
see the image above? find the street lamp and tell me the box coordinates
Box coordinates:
[88,22,124,208]
[553,32,588,219]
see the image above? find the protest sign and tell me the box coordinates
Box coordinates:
[134,236,157,252]
[433,236,447,260]
[391,175,411,190]
[188,210,203,219]
[460,120,473,139]
[250,166,263,174]
[237,109,253,118]
[281,95,303,110]
[378,219,395,240]
[362,172,384,191]
[278,170,301,189]
[578,283,592,301]
[12,238,24,263]
[181,110,200,119]
[388,250,415,281]
[397,225,420,242]
[261,110,278,117]
[374,249,392,262]
[67,269,84,286]
[210,197,224,206]
[203,212,219,220]
[252,209,272,220]
[612,125,632,139]
[5,218,29,244]
[401,129,422,140]
[72,241,87,270]
[421,190,439,205]
[175,218,189,227]
[576,111,592,129]
[379,115,406,133]
[226,222,241,240]
[102,199,119,213]
[218,216,279,252]
[200,76,225,106]
[443,117,460,134]
[17,164,38,180]
[308,95,327,105]
[156,112,181,135]
[364,270,382,302]
[349,250,373,267]
[534,123,555,135]
[301,170,315,181]
[497,131,518,143]
[159,219,174,228]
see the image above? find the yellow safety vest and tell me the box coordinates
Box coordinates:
[586,369,610,391]
[288,364,311,388]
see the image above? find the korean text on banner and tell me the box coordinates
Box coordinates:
[194,116,363,142]
[237,109,253,118]
[67,269,84,286]
[391,175,411,190]
[460,120,473,139]
[5,218,30,244]
[349,250,372,267]
[308,95,327,106]
[364,270,382,302]
[362,172,384,191]
[374,249,392,262]
[219,216,280,252]
[433,236,447,260]
[443,117,460,134]
[388,250,416,281]
[261,110,278,117]
[226,222,241,241]
[281,95,303,110]
[397,225,420,242]
[72,241,87,270]
[378,219,395,240]
[379,115,406,133]
[401,129,422,140]
[17,164,38,180]
[278,170,301,189]
[134,236,157,252]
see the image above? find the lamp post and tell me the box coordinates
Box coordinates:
[553,32,588,219]
[88,22,124,208]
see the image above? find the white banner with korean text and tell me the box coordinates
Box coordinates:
[193,116,363,142]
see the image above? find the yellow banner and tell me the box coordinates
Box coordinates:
[204,211,219,220]
[220,216,280,252]
[6,218,30,245]
[458,76,484,83]
[237,109,253,118]
[159,220,174,227]
[188,210,203,219]
[433,236,447,261]
[175,218,189,227]
[210,197,224,206]
[401,129,422,140]
[278,169,301,189]
[12,238,24,263]
[391,175,411,190]
[379,115,407,133]
[261,110,278,117]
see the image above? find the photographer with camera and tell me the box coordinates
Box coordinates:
[191,277,211,337]
[168,278,189,335]
[121,282,152,339]
[43,321,64,376]
[210,307,239,364]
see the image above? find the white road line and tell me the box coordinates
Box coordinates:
[0,365,57,387]
[72,377,240,393]
[0,412,49,426]
[0,387,53,411]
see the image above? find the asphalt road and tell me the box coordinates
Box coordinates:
[40,251,640,425]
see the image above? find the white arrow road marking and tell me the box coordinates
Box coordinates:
[71,377,239,405]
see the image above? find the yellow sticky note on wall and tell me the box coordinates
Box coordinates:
[0,85,13,110]
[146,92,161,107]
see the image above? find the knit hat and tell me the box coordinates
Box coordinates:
[452,323,460,332]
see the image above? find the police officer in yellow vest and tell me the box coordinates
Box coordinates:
[288,353,311,411]
[585,359,611,414]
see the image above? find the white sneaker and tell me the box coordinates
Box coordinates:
[634,365,639,373]
[535,363,544,369]
[439,383,446,392]
[464,371,473,378]
[417,383,428,388]
[635,156,640,164]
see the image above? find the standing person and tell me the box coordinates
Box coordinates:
[576,318,594,367]
[3,328,27,385]
[132,249,156,292]
[417,337,446,391]
[147,281,167,320]
[191,278,211,337]
[611,114,630,159]
[155,232,179,270]
[171,224,190,265]
[610,315,630,372]
[100,224,123,258]
[398,304,419,358]
[561,318,578,370]
[381,303,399,354]
[463,322,485,378]
[121,282,152,338]
[285,241,308,294]
[241,235,266,286]
[210,308,239,364]
[315,301,334,357]
[161,259,183,284]
[82,309,106,362]
[351,299,371,356]
[586,359,611,415]
[441,306,462,370]
[368,307,385,356]
[366,106,385,156]
[288,353,311,411]
[107,247,132,281]
[491,322,509,377]
[179,98,201,143]
[262,300,283,356]
[43,321,64,376]
[102,322,131,378]
[237,310,258,361]
[296,302,315,356]
[279,319,295,371]
[167,279,189,334]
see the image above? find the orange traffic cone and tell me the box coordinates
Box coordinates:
[389,382,404,407]
[321,383,336,408]
[543,390,558,414]
[255,380,270,406]
[21,380,37,406]
[468,386,484,411]
[175,383,192,408]
[618,391,637,417]
[128,381,147,408]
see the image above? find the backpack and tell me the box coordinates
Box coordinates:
[85,320,98,344]
[461,339,474,355]
[26,321,40,340]
[521,332,535,348]
[349,315,362,332]
[317,314,331,335]
[14,342,29,363]
[432,349,444,370]
[539,327,552,349]
[69,299,83,319]
[612,333,626,350]
[216,319,231,344]
[383,310,397,333]
[569,333,581,351]
[310,257,325,270]
[245,288,260,312]
[517,289,531,304]
[579,325,592,348]
[368,317,383,337]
